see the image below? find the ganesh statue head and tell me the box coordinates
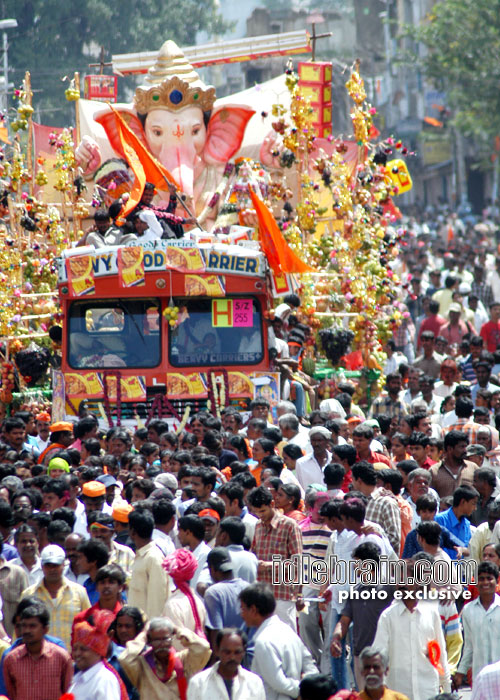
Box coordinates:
[79,41,254,221]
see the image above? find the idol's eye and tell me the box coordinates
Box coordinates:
[152,128,162,137]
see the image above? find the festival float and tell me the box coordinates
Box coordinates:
[0,35,410,426]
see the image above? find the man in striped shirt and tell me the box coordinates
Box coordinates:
[297,488,333,671]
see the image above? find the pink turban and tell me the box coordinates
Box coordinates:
[162,549,205,638]
[162,548,198,584]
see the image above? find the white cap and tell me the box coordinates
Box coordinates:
[274,303,292,320]
[41,544,66,565]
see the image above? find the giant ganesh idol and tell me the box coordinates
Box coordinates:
[76,41,256,230]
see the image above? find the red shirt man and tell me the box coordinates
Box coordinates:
[418,300,446,347]
[480,302,500,352]
[352,426,392,467]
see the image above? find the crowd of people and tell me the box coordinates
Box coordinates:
[3,208,500,700]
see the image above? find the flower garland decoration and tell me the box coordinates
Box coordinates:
[263,62,409,406]
[306,65,407,403]
[269,65,325,239]
[207,370,229,417]
[50,129,76,194]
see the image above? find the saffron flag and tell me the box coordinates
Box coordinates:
[104,106,179,203]
[447,225,454,242]
[249,188,313,275]
[110,110,147,217]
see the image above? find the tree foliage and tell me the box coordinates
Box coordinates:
[1,0,232,125]
[404,0,500,141]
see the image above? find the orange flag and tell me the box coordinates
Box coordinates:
[447,225,454,242]
[111,110,147,217]
[108,105,179,196]
[249,188,313,275]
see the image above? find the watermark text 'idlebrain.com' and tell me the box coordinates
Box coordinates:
[272,555,477,587]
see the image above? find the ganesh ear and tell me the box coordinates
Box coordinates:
[203,104,255,164]
[94,108,148,160]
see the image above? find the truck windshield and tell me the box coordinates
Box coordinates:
[68,298,161,369]
[169,297,263,367]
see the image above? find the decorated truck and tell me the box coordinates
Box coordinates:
[57,235,277,426]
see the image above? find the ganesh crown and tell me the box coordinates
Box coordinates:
[134,40,216,114]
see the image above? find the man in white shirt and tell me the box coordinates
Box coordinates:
[383,340,407,375]
[373,560,451,700]
[178,514,211,589]
[216,517,258,583]
[468,292,489,332]
[11,524,43,586]
[487,256,500,303]
[34,412,51,453]
[133,209,163,243]
[218,482,258,541]
[73,481,114,539]
[63,532,89,585]
[295,427,332,490]
[240,582,317,700]
[187,628,265,700]
[455,560,500,687]
[151,498,176,556]
[278,413,311,453]
[128,509,170,619]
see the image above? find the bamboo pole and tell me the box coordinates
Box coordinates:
[17,313,52,320]
[25,72,34,197]
[20,292,57,298]
[3,332,49,341]
[6,191,22,289]
[72,72,82,240]
[74,72,81,147]
[61,194,70,242]
[314,311,358,317]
